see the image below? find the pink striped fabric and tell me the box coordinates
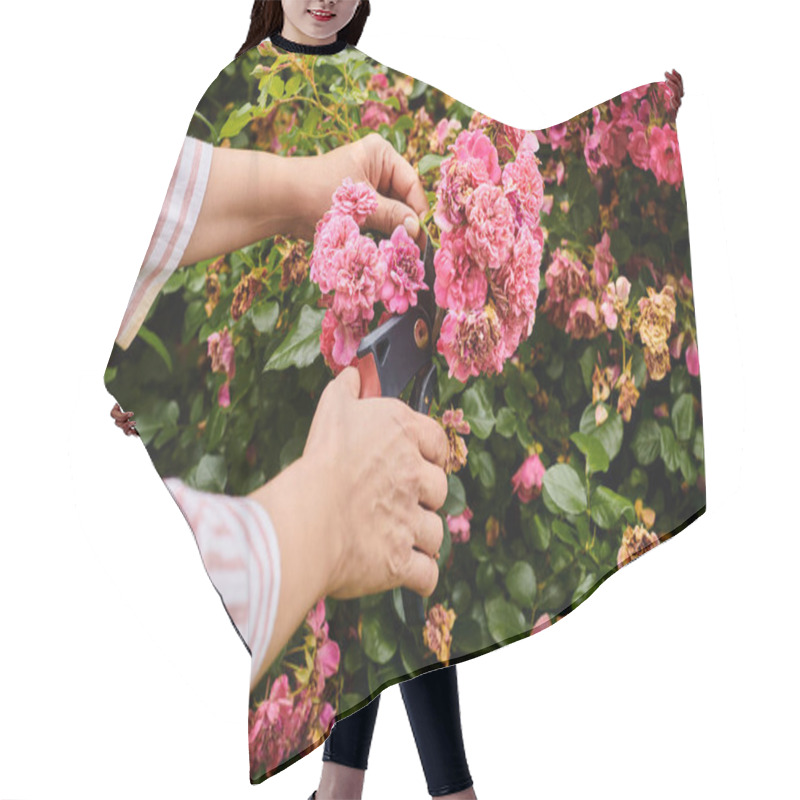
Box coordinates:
[162,477,281,685]
[115,136,214,350]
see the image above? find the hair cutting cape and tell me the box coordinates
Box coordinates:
[104,35,705,784]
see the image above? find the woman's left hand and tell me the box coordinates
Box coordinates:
[290,132,430,250]
[665,68,684,114]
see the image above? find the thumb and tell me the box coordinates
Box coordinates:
[335,365,362,399]
[370,194,421,242]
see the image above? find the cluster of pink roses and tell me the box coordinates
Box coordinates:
[248,598,340,778]
[309,177,428,374]
[541,231,627,342]
[537,82,683,188]
[432,123,545,382]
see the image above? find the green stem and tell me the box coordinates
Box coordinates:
[192,110,219,144]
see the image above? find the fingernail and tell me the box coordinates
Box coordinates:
[404,215,419,237]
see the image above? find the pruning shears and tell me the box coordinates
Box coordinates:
[354,230,440,627]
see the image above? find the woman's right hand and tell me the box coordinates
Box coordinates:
[301,365,449,600]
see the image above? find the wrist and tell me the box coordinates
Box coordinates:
[254,151,315,242]
[247,454,341,600]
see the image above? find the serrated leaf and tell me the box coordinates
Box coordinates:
[264,305,325,371]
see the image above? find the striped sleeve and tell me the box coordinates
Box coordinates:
[162,477,281,685]
[115,136,214,350]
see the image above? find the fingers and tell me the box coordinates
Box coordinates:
[370,133,429,219]
[372,193,423,249]
[413,507,445,558]
[363,134,428,248]
[403,405,449,470]
[416,455,449,512]
[403,547,440,597]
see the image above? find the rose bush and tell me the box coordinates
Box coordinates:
[105,43,704,779]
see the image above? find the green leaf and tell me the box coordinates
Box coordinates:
[437,370,465,407]
[545,351,564,380]
[451,615,484,653]
[251,301,279,334]
[670,365,691,397]
[161,268,185,295]
[344,643,364,674]
[220,103,254,138]
[678,446,696,484]
[660,425,681,472]
[538,578,569,613]
[531,513,551,551]
[205,405,228,451]
[437,515,451,570]
[505,562,537,607]
[451,580,472,615]
[590,486,634,529]
[267,73,285,100]
[552,518,579,545]
[194,454,227,493]
[470,449,496,490]
[570,431,609,474]
[572,570,598,606]
[542,464,587,514]
[392,587,406,625]
[390,128,406,155]
[496,407,517,438]
[609,228,633,265]
[632,418,662,466]
[579,403,624,462]
[476,562,496,594]
[418,153,445,175]
[304,107,322,134]
[504,381,530,416]
[578,344,599,393]
[138,325,173,373]
[442,473,467,516]
[485,596,526,643]
[400,631,422,675]
[462,381,496,439]
[692,428,705,461]
[284,73,302,96]
[671,393,695,442]
[361,612,397,664]
[264,305,325,371]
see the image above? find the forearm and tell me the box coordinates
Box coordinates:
[179,146,312,267]
[246,454,341,690]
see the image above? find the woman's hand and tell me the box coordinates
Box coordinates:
[246,365,448,682]
[287,132,430,250]
[301,365,449,600]
[665,68,684,114]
